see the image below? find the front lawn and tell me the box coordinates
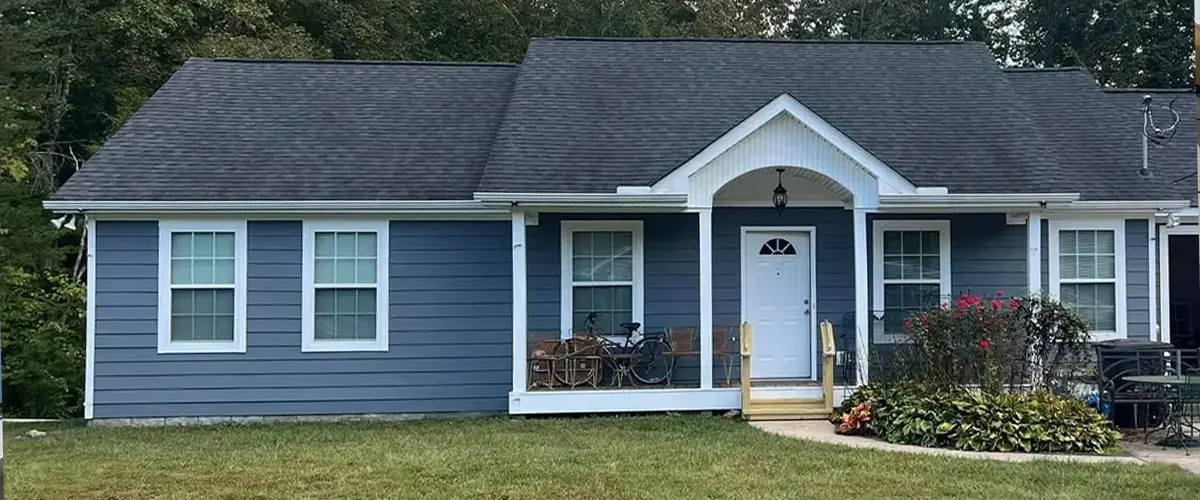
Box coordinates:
[5,415,1199,499]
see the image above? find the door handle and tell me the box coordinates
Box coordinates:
[803,299,810,305]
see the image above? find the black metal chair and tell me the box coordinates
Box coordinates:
[1095,342,1178,430]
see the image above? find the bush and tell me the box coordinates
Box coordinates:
[1,269,86,418]
[888,292,1091,394]
[832,383,1121,454]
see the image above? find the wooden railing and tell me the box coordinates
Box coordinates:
[819,320,836,412]
[739,321,753,411]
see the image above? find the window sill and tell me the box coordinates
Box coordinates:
[1088,331,1125,342]
[157,341,246,354]
[302,340,389,353]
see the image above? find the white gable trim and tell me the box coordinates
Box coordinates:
[653,93,917,207]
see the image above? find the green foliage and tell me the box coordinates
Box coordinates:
[834,383,1122,454]
[1,269,86,418]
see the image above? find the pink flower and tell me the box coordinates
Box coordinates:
[995,290,1005,297]
[979,338,990,350]
[991,300,1001,311]
[903,320,913,329]
[1009,298,1020,310]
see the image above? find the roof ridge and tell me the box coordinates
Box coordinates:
[193,57,519,67]
[538,36,978,45]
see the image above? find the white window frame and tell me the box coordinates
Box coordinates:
[1048,219,1127,341]
[301,220,390,352]
[871,220,952,344]
[157,220,248,354]
[560,220,645,339]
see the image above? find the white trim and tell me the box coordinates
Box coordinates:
[1157,224,1197,343]
[476,192,688,210]
[1028,213,1042,294]
[84,217,96,419]
[871,220,952,344]
[301,220,390,352]
[511,212,528,393]
[1047,219,1127,341]
[698,210,714,390]
[853,209,869,385]
[654,93,917,198]
[559,220,645,338]
[509,388,740,414]
[1147,218,1158,341]
[739,226,819,381]
[156,220,248,354]
[44,199,508,216]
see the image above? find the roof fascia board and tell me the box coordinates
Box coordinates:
[652,93,918,195]
[43,199,508,216]
[473,192,689,210]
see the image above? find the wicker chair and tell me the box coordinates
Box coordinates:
[664,327,698,386]
[713,325,740,387]
[527,335,562,390]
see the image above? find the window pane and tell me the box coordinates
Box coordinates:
[315,314,336,339]
[214,233,235,258]
[572,232,593,258]
[920,231,939,255]
[354,315,376,340]
[883,231,902,254]
[612,256,633,281]
[573,285,632,335]
[1076,255,1096,280]
[193,233,214,258]
[315,233,336,257]
[214,316,235,341]
[592,257,614,282]
[193,259,214,285]
[901,231,921,254]
[1075,284,1095,308]
[315,259,335,283]
[171,259,193,285]
[920,256,939,280]
[1077,231,1096,254]
[356,289,377,314]
[1096,231,1115,253]
[214,258,235,284]
[356,259,376,283]
[193,315,215,341]
[592,231,613,258]
[357,233,377,257]
[336,233,357,257]
[883,256,903,280]
[335,258,357,284]
[1095,307,1117,331]
[1060,231,1077,254]
[613,232,633,256]
[336,289,357,314]
[315,289,336,312]
[572,257,592,281]
[1060,255,1078,280]
[214,289,234,314]
[171,233,193,258]
[901,256,921,280]
[1096,255,1116,279]
[172,290,193,314]
[171,315,194,342]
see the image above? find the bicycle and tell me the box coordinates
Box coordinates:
[553,313,674,387]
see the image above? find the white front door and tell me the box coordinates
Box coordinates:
[744,231,812,379]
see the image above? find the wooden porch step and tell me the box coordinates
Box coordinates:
[743,397,830,421]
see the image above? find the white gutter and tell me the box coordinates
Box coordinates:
[473,191,689,209]
[877,193,1080,211]
[42,199,507,214]
[1049,200,1193,211]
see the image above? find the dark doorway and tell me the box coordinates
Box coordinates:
[1168,234,1200,348]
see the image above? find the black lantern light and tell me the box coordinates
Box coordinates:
[772,168,788,212]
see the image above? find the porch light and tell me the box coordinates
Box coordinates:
[772,168,788,211]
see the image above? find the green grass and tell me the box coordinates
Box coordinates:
[5,415,1200,499]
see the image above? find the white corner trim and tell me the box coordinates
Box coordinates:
[1027,213,1042,294]
[559,220,645,338]
[84,217,97,419]
[853,210,869,385]
[1147,219,1158,341]
[156,220,248,354]
[511,211,528,393]
[1047,219,1127,341]
[698,210,714,390]
[653,93,917,196]
[871,219,952,344]
[301,220,390,352]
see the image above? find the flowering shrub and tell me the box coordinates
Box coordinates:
[890,292,1090,394]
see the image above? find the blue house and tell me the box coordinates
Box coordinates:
[45,38,1197,423]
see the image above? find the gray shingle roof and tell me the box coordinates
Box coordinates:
[53,38,1193,203]
[53,59,519,201]
[1002,68,1180,202]
[480,38,1061,195]
[1101,89,1196,204]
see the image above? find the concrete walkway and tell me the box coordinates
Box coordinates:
[751,420,1200,473]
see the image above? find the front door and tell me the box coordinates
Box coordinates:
[744,231,812,379]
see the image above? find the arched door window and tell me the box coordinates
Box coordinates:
[759,238,796,256]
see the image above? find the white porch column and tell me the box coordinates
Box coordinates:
[1148,218,1158,341]
[853,208,869,386]
[699,209,714,390]
[1027,212,1042,294]
[511,211,528,394]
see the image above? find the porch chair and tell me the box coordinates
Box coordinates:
[527,334,563,390]
[664,327,698,386]
[713,325,740,387]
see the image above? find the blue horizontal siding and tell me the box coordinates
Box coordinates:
[92,220,513,419]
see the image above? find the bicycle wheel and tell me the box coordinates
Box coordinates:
[630,337,672,385]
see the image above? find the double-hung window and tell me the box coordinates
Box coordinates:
[302,221,389,352]
[561,221,644,338]
[872,220,951,343]
[158,221,247,353]
[1049,220,1126,340]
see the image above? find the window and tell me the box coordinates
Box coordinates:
[872,220,951,343]
[302,221,389,351]
[561,221,644,338]
[1049,220,1126,340]
[157,221,247,353]
[760,238,797,255]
